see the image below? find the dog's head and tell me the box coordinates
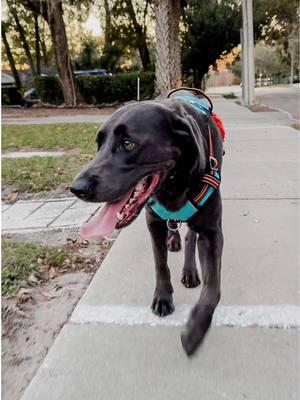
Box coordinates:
[70,100,207,238]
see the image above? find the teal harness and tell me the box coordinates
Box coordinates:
[148,95,221,223]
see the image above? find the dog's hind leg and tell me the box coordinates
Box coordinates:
[181,227,223,356]
[167,221,182,252]
[181,229,200,288]
[146,210,175,317]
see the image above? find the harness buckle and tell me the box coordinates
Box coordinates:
[167,220,182,232]
[209,156,218,171]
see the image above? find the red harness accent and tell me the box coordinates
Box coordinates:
[212,113,226,141]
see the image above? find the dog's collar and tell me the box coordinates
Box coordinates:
[148,123,221,223]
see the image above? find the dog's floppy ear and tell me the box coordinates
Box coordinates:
[169,102,207,173]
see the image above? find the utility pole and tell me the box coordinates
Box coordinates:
[241,0,255,106]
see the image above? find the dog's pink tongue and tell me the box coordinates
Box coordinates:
[80,191,132,239]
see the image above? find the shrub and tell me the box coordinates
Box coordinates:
[34,72,155,105]
[1,87,23,105]
[34,75,64,105]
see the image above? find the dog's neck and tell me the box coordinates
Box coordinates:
[153,148,207,212]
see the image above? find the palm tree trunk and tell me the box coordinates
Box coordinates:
[155,0,182,95]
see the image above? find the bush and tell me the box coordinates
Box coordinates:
[34,75,64,105]
[34,72,155,105]
[1,87,23,105]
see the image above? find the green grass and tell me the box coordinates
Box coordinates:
[222,92,237,99]
[2,123,98,153]
[2,124,99,195]
[2,240,69,295]
[2,155,92,193]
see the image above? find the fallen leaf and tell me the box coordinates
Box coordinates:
[40,291,57,300]
[66,237,77,244]
[49,267,57,279]
[28,273,39,285]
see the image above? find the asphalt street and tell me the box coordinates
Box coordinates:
[256,91,300,119]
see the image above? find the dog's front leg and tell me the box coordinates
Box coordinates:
[146,210,174,317]
[181,229,223,356]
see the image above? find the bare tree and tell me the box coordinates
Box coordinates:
[155,0,182,94]
[2,22,22,89]
[7,0,37,75]
[34,13,41,74]
[21,0,77,105]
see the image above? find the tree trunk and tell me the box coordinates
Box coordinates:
[125,0,151,71]
[10,5,36,75]
[101,0,112,70]
[2,24,22,90]
[289,43,295,85]
[40,19,49,66]
[47,2,77,105]
[34,13,41,74]
[21,0,77,105]
[155,0,182,95]
[193,69,206,90]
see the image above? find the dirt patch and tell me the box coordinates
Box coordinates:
[2,229,115,400]
[2,182,70,203]
[248,103,279,112]
[2,106,120,119]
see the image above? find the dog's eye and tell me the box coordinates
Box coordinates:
[122,139,135,151]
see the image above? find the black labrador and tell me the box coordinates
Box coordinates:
[70,89,223,356]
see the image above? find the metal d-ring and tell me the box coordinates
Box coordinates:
[167,220,182,232]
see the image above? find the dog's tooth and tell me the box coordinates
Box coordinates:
[116,212,124,221]
[133,191,139,198]
[129,198,136,204]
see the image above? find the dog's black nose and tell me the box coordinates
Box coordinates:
[70,178,90,200]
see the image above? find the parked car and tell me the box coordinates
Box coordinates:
[74,69,110,76]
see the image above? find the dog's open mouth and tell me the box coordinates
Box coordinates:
[80,173,161,239]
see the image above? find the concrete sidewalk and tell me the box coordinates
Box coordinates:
[21,99,299,399]
[2,114,109,125]
[2,198,101,233]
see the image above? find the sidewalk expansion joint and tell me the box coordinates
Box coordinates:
[70,304,300,330]
[47,199,77,227]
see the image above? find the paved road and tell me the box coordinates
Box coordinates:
[207,84,300,121]
[20,97,300,400]
[256,91,300,119]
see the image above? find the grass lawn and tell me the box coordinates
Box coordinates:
[2,123,98,153]
[2,124,99,197]
[2,240,70,295]
[2,155,92,193]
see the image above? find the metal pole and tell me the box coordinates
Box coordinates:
[137,77,140,101]
[240,28,245,103]
[242,0,255,105]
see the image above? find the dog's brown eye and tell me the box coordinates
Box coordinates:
[122,139,135,151]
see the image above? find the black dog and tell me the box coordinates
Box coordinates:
[70,89,223,356]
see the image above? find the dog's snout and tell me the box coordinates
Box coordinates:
[70,178,90,200]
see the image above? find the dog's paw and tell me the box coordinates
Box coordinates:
[151,295,175,317]
[167,234,182,252]
[181,268,200,288]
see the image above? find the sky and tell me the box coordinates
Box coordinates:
[84,14,102,37]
